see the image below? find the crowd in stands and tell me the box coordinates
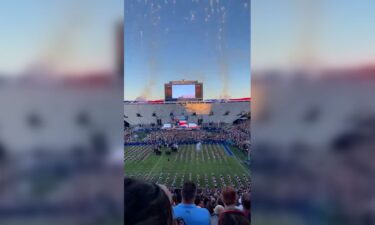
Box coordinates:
[225,120,250,152]
[146,130,228,144]
[125,177,250,225]
[124,128,134,142]
[124,119,250,154]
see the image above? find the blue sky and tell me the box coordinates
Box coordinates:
[0,0,122,76]
[124,0,251,100]
[2,1,372,98]
[252,0,375,71]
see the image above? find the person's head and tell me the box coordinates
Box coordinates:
[158,184,173,203]
[203,196,209,208]
[172,194,178,205]
[206,201,215,214]
[174,190,182,204]
[217,197,224,206]
[124,177,173,225]
[221,187,237,207]
[242,193,251,211]
[182,181,197,204]
[194,195,201,206]
[214,205,224,215]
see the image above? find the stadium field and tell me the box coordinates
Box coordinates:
[124,143,250,189]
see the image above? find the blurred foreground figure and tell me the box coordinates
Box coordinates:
[252,70,375,225]
[252,0,375,224]
[241,193,251,221]
[124,177,174,225]
[0,1,124,223]
[219,187,250,225]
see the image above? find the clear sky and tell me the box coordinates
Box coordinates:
[252,0,375,71]
[124,0,251,100]
[0,0,122,76]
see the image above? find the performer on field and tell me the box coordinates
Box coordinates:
[196,141,202,152]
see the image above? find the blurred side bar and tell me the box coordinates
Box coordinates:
[252,1,375,225]
[0,1,124,224]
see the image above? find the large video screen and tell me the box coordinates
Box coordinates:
[172,84,196,99]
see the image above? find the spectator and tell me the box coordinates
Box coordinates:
[216,197,224,207]
[194,195,204,208]
[124,177,174,225]
[174,191,182,205]
[211,205,225,225]
[219,187,249,225]
[173,181,210,225]
[214,204,224,215]
[241,193,251,221]
[158,183,173,204]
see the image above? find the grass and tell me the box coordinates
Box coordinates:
[125,143,250,189]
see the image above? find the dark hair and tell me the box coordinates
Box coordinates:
[242,193,250,210]
[221,187,237,206]
[217,197,224,206]
[194,195,201,206]
[174,189,182,204]
[124,177,173,225]
[206,201,215,214]
[182,181,197,202]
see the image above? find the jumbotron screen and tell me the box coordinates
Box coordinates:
[165,80,203,101]
[172,84,196,99]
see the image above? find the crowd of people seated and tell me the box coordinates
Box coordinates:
[145,130,228,144]
[224,120,250,153]
[124,128,134,142]
[125,177,250,225]
[124,119,250,155]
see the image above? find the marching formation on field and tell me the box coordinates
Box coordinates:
[125,143,229,163]
[125,144,250,189]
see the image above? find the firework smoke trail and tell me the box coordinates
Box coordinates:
[218,52,230,99]
[137,0,162,100]
[37,0,90,76]
[217,0,249,99]
[217,2,230,99]
[139,42,159,100]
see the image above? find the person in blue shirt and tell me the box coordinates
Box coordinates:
[173,181,210,225]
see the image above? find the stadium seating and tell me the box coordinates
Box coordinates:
[124,101,250,126]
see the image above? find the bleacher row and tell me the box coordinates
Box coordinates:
[124,101,250,125]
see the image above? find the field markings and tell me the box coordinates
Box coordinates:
[147,152,164,179]
[126,144,250,188]
[226,146,250,176]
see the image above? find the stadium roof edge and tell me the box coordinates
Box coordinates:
[124,97,251,104]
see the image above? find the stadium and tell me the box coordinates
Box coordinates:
[124,80,251,219]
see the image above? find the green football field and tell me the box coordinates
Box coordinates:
[124,143,250,189]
